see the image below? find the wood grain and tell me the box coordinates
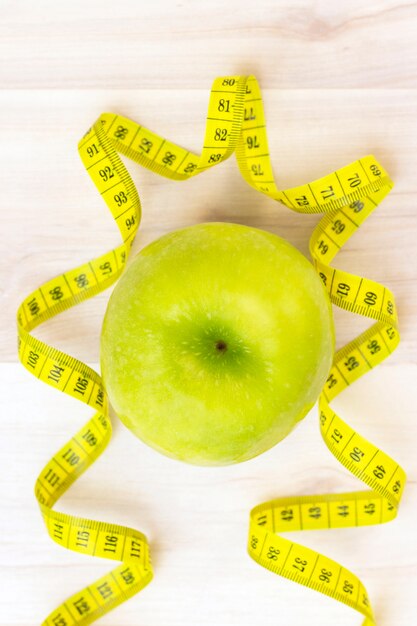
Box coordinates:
[1,1,416,625]
[1,362,416,625]
[1,88,416,362]
[1,0,417,88]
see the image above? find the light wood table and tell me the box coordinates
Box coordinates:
[1,2,416,625]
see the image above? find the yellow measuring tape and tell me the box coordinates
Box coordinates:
[17,75,405,626]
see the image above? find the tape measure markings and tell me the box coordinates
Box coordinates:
[17,75,405,626]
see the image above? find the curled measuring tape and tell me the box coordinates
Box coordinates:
[17,75,405,626]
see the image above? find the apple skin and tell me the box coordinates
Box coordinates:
[100,222,334,466]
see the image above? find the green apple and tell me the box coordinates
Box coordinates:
[100,222,334,465]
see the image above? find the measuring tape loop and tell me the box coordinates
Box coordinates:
[17,75,405,625]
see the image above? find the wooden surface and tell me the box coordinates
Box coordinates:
[1,1,416,625]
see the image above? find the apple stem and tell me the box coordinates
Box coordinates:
[215,340,228,353]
